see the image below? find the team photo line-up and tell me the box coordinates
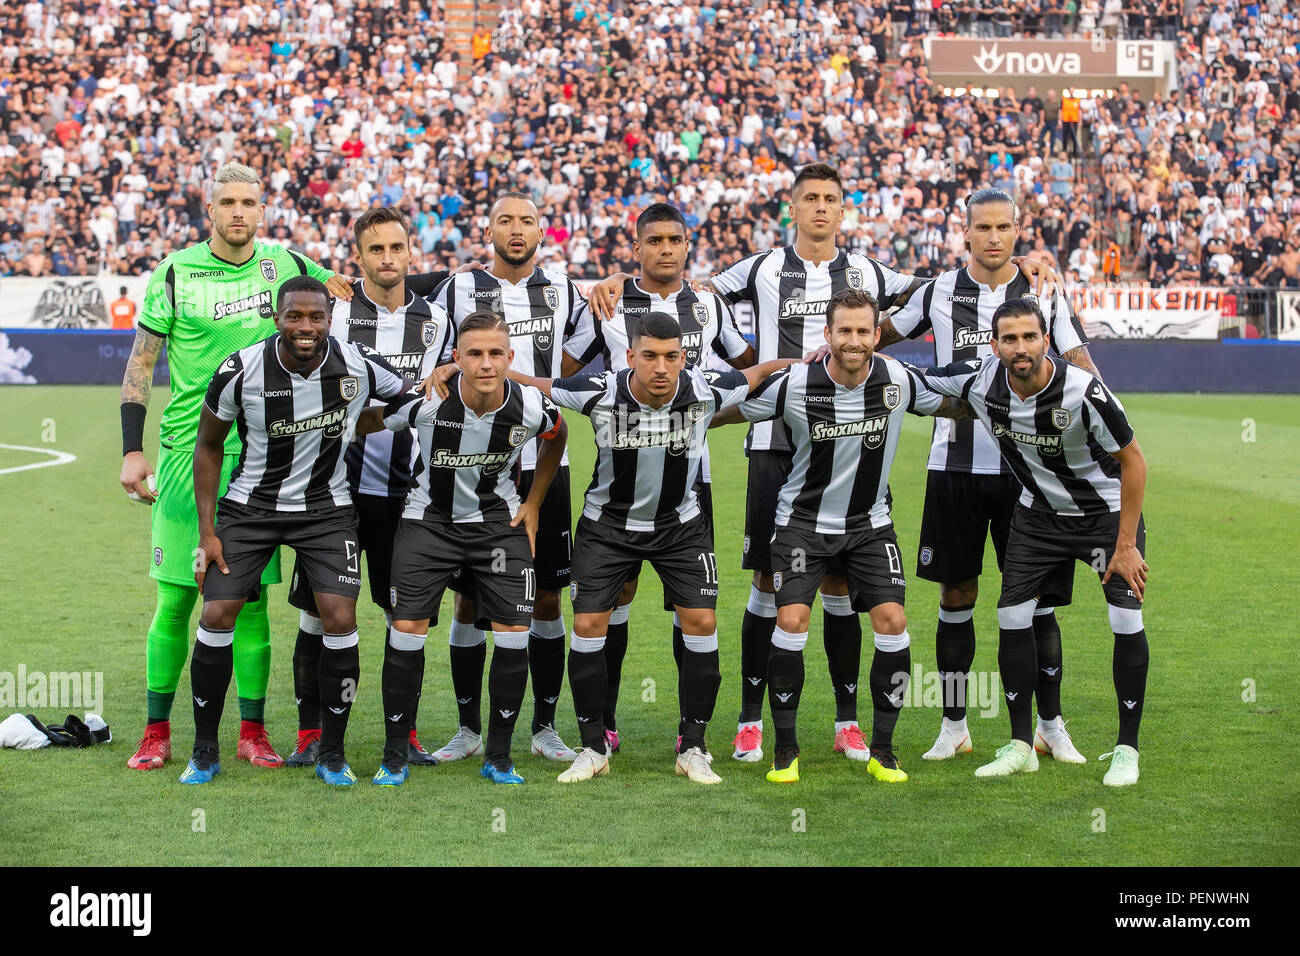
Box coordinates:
[117,159,1149,789]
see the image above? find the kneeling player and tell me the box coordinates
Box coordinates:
[915,299,1149,786]
[188,277,412,786]
[716,288,972,783]
[363,312,567,786]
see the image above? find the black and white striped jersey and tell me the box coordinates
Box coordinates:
[711,245,914,453]
[429,266,588,471]
[550,366,751,532]
[383,376,562,524]
[332,279,454,499]
[914,356,1134,517]
[205,335,412,512]
[740,356,943,534]
[891,267,1088,475]
[563,279,750,483]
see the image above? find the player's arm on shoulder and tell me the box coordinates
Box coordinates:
[718,364,789,427]
[506,367,559,399]
[902,358,978,398]
[1047,290,1101,378]
[875,260,921,311]
[1011,256,1064,298]
[381,390,432,433]
[549,371,609,415]
[708,254,756,303]
[740,357,798,394]
[588,271,634,321]
[901,363,972,419]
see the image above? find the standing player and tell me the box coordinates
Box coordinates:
[283,206,454,768]
[913,299,1149,786]
[714,289,971,783]
[883,188,1098,764]
[364,312,567,786]
[119,162,349,772]
[562,202,754,753]
[188,277,414,785]
[424,192,588,764]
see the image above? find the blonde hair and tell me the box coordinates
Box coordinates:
[210,162,262,198]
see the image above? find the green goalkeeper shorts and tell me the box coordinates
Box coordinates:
[149,443,282,588]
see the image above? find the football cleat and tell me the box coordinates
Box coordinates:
[833,724,870,762]
[236,722,283,768]
[1035,716,1086,764]
[481,758,525,785]
[866,747,909,783]
[372,761,410,787]
[284,729,320,768]
[1100,745,1140,787]
[975,740,1039,777]
[127,723,172,770]
[922,717,973,760]
[433,726,483,762]
[765,745,800,783]
[557,747,610,784]
[315,753,357,787]
[531,724,577,762]
[408,729,439,766]
[675,746,722,784]
[732,723,763,763]
[604,728,621,753]
[178,744,221,785]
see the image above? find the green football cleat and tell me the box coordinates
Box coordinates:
[974,739,1039,777]
[1100,745,1140,787]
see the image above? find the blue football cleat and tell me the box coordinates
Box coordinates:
[480,759,524,784]
[372,761,410,786]
[315,754,357,787]
[179,745,221,785]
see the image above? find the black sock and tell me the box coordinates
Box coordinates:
[823,609,862,723]
[936,606,976,721]
[191,629,233,747]
[487,644,529,761]
[318,638,360,756]
[381,630,423,766]
[868,647,909,751]
[672,621,687,737]
[410,638,425,732]
[292,627,322,731]
[568,640,608,751]
[998,625,1037,743]
[1113,629,1149,749]
[528,632,565,734]
[679,647,721,752]
[740,609,775,723]
[449,641,486,734]
[1034,610,1063,721]
[602,619,629,731]
[767,641,805,750]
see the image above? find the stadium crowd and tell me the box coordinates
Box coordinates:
[2,0,1299,290]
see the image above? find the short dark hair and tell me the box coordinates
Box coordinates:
[825,288,880,331]
[630,313,683,345]
[489,190,537,219]
[457,310,511,340]
[353,206,410,246]
[792,162,842,199]
[635,202,687,239]
[966,187,1019,221]
[992,297,1047,337]
[276,275,329,313]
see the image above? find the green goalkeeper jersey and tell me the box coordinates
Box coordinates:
[138,240,334,454]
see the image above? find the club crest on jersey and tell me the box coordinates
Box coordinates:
[389,587,398,608]
[509,425,528,447]
[847,268,865,290]
[421,320,438,347]
[920,547,934,566]
[260,259,277,282]
[154,547,163,566]
[773,571,783,591]
[544,286,559,311]
[1052,408,1071,430]
[570,581,578,601]
[693,303,709,327]
[340,376,359,401]
[882,384,902,410]
[687,402,706,423]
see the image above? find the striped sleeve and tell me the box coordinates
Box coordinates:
[906,358,981,399]
[364,349,412,400]
[534,392,563,440]
[563,299,603,365]
[739,366,789,423]
[1081,377,1133,452]
[708,293,749,360]
[205,353,244,420]
[861,255,914,312]
[710,252,760,304]
[550,371,610,416]
[292,250,333,283]
[890,276,935,339]
[701,368,750,411]
[902,364,945,415]
[385,393,436,431]
[138,260,176,337]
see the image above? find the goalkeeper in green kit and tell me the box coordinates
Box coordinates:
[118,162,354,771]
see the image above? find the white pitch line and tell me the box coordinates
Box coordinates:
[0,443,77,475]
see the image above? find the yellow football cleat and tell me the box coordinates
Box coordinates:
[866,749,909,783]
[765,746,800,783]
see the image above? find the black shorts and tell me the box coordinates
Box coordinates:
[389,515,535,627]
[744,452,849,579]
[998,506,1147,610]
[204,501,360,605]
[571,514,718,615]
[916,470,1020,584]
[288,493,404,614]
[771,523,907,613]
[628,482,713,609]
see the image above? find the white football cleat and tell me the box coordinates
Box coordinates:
[1035,716,1086,764]
[1100,745,1140,787]
[433,726,483,762]
[557,747,610,784]
[922,717,973,760]
[675,746,723,784]
[975,739,1039,777]
[530,724,577,762]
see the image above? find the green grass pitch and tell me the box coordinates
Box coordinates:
[0,386,1296,866]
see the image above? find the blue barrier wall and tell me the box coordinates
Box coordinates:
[0,329,1296,392]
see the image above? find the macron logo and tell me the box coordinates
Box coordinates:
[775,692,793,703]
[193,697,207,708]
[1123,700,1138,710]
[50,886,152,936]
[1005,691,1018,701]
[387,713,403,722]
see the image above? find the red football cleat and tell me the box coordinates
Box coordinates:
[236,721,283,767]
[127,721,172,770]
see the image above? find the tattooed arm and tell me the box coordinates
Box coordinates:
[119,327,165,503]
[1061,343,1102,379]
